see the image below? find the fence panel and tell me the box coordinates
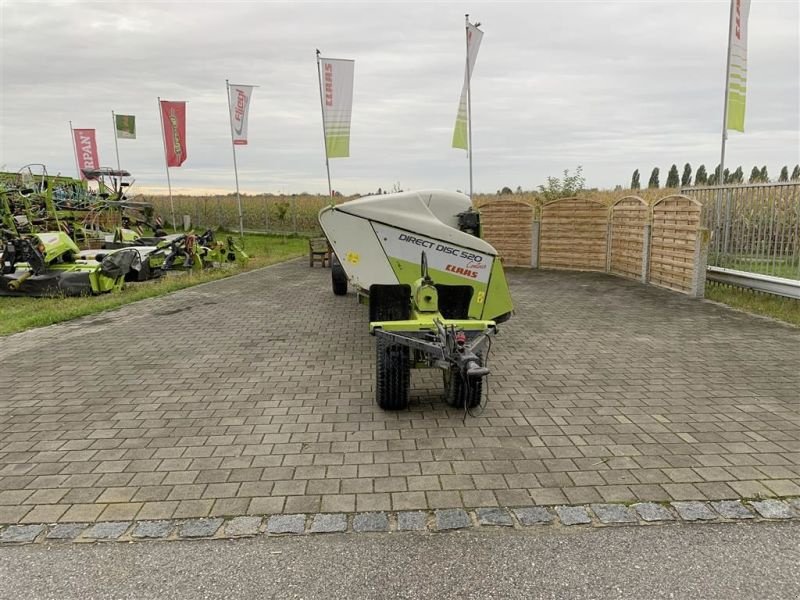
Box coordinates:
[684,182,800,281]
[539,198,607,270]
[609,196,648,280]
[478,199,534,267]
[648,195,702,293]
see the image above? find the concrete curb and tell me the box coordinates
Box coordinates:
[1,497,797,545]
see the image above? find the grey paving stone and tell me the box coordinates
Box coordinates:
[513,507,554,526]
[749,500,795,520]
[672,502,717,521]
[435,509,471,531]
[267,514,306,535]
[633,503,674,522]
[710,500,755,520]
[475,508,513,527]
[353,512,389,533]
[132,520,174,539]
[46,523,88,540]
[788,498,800,513]
[177,518,224,538]
[83,521,131,540]
[224,516,262,537]
[310,513,347,533]
[555,506,591,526]
[591,504,637,524]
[0,524,45,543]
[397,511,428,531]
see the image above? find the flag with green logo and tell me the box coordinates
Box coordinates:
[452,23,483,150]
[115,114,136,139]
[726,0,750,132]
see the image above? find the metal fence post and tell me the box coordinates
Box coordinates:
[292,197,297,235]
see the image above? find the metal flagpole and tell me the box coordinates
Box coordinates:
[465,14,474,200]
[316,49,334,200]
[111,111,121,171]
[717,0,736,255]
[226,80,245,240]
[157,97,177,230]
[69,121,81,179]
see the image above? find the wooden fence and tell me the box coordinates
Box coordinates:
[478,194,709,298]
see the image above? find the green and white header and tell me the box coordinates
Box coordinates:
[320,57,355,159]
[452,23,483,150]
[726,0,750,132]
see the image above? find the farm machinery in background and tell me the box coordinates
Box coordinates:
[319,189,513,413]
[0,165,249,297]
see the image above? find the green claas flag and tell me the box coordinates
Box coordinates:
[115,114,136,139]
[452,22,483,150]
[725,0,750,132]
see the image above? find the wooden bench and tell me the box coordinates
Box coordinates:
[309,237,332,267]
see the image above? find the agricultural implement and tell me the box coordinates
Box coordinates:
[0,230,133,296]
[319,189,513,411]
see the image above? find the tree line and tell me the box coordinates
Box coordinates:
[630,164,800,189]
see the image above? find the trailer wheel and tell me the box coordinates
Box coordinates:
[375,335,410,410]
[446,355,483,409]
[331,255,347,296]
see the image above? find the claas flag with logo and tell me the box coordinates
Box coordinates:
[159,101,187,167]
[319,58,355,158]
[115,114,136,139]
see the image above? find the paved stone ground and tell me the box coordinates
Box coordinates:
[0,260,798,526]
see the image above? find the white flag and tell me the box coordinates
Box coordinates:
[452,23,483,150]
[229,84,254,145]
[319,58,355,158]
[726,0,750,132]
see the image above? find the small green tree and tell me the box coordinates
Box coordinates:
[749,166,760,183]
[723,168,731,184]
[732,166,744,184]
[500,186,513,195]
[537,166,586,201]
[666,164,680,188]
[680,163,692,187]
[778,166,789,182]
[631,169,640,190]
[759,165,769,183]
[695,164,708,185]
[792,165,800,181]
[648,167,660,189]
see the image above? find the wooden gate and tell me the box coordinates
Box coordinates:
[539,198,608,270]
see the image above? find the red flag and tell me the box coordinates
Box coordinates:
[160,100,187,167]
[72,128,100,180]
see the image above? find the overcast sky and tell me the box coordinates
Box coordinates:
[1,1,798,195]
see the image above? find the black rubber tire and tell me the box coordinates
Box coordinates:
[332,255,347,296]
[446,354,484,409]
[375,335,410,410]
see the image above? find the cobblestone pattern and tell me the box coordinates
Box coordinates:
[1,264,799,526]
[0,500,797,544]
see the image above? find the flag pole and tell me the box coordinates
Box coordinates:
[316,49,334,201]
[226,79,245,240]
[69,121,81,179]
[157,97,177,231]
[111,110,121,171]
[465,14,474,200]
[719,0,734,185]
[717,0,736,256]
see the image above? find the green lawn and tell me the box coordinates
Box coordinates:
[705,282,800,327]
[0,233,307,336]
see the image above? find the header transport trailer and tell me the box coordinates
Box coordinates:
[319,190,513,413]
